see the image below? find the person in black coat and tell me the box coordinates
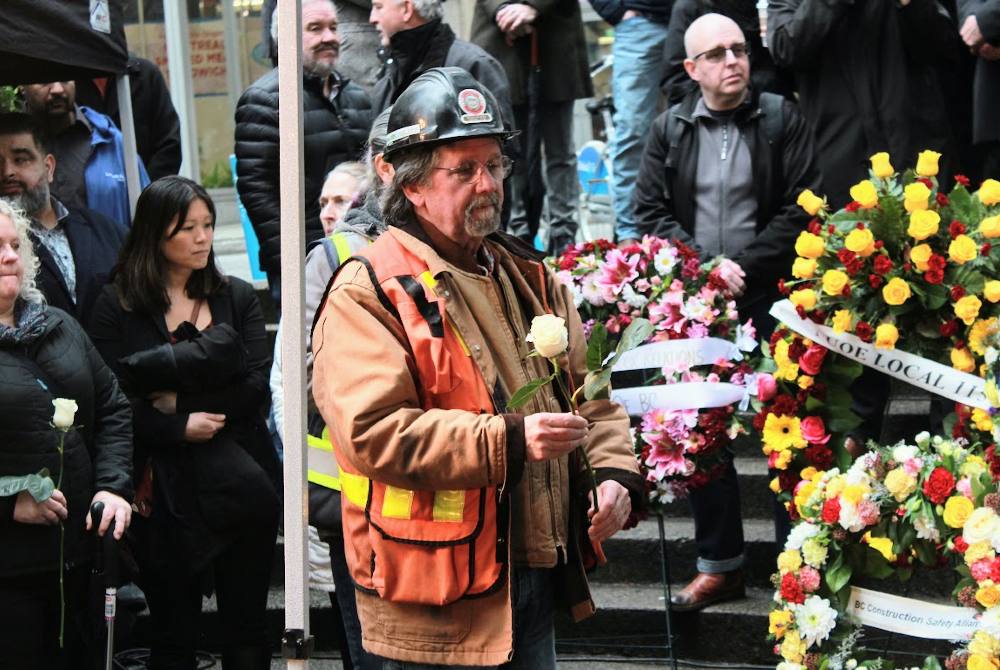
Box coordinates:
[75,54,183,181]
[89,177,279,670]
[0,198,133,668]
[235,0,373,302]
[0,113,127,324]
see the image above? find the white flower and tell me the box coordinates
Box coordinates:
[794,596,837,647]
[52,398,78,431]
[965,507,1000,545]
[776,664,806,670]
[621,284,649,310]
[580,273,606,306]
[913,513,941,542]
[980,605,1000,639]
[838,502,866,533]
[526,314,569,358]
[845,661,858,670]
[893,444,919,462]
[653,246,678,275]
[986,347,998,366]
[785,522,820,551]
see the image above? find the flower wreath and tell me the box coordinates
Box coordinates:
[549,236,760,506]
[768,433,1000,670]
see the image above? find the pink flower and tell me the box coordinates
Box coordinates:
[799,566,821,592]
[858,500,880,527]
[957,477,973,499]
[644,434,691,478]
[972,559,994,582]
[903,457,924,478]
[756,373,778,402]
[596,249,640,298]
[800,416,831,446]
[685,322,709,339]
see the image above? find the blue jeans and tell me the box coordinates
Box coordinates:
[376,568,557,670]
[609,15,669,241]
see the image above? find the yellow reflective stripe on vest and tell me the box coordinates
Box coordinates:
[340,470,370,509]
[382,486,414,519]
[306,433,341,491]
[432,490,466,522]
[417,271,471,356]
[330,232,354,264]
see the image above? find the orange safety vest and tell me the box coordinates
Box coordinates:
[333,233,507,607]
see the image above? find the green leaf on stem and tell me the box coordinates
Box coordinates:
[583,368,614,401]
[586,323,611,372]
[616,318,654,355]
[508,374,555,410]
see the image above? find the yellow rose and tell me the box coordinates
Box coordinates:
[982,215,1000,238]
[980,179,1000,206]
[821,269,849,296]
[986,281,1000,303]
[952,346,976,372]
[884,467,917,502]
[769,477,781,494]
[831,309,852,334]
[867,535,896,562]
[777,549,803,574]
[875,323,898,350]
[870,152,894,179]
[955,295,983,326]
[792,257,817,279]
[773,449,794,470]
[908,209,940,241]
[949,234,979,264]
[916,150,942,177]
[966,541,996,565]
[769,609,793,639]
[794,231,825,259]
[882,277,912,306]
[978,582,1000,608]
[526,314,569,358]
[910,243,933,271]
[904,182,932,212]
[841,484,865,505]
[970,630,1000,659]
[973,408,995,432]
[968,654,1000,670]
[798,375,814,390]
[797,189,825,216]
[790,288,817,311]
[780,633,806,664]
[944,496,975,528]
[849,180,879,208]
[845,227,876,257]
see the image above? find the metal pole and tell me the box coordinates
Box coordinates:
[221,0,243,115]
[162,0,200,181]
[278,1,311,666]
[115,74,141,218]
[657,513,679,670]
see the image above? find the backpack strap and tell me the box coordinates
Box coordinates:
[758,92,785,148]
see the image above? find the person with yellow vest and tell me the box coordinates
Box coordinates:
[312,67,644,668]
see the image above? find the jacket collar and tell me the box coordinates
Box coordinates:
[675,87,762,127]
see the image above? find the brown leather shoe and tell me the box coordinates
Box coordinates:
[669,570,745,612]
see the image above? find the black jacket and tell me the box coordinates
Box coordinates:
[588,0,673,24]
[958,0,1000,145]
[0,306,132,577]
[88,278,278,571]
[768,0,960,205]
[372,19,515,132]
[75,54,182,181]
[633,90,823,303]
[31,205,126,324]
[234,69,373,276]
[662,0,796,106]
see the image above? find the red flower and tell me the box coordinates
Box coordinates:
[917,177,934,189]
[752,410,767,432]
[937,193,950,207]
[924,269,945,285]
[799,345,828,375]
[681,257,701,280]
[903,262,913,272]
[951,286,966,301]
[770,328,788,349]
[845,201,861,212]
[821,498,841,524]
[949,220,966,238]
[845,257,865,276]
[772,394,801,417]
[805,445,834,469]
[788,339,807,362]
[869,274,884,289]
[855,321,873,342]
[777,278,791,296]
[827,224,836,235]
[940,320,960,337]
[986,445,1000,481]
[928,255,947,272]
[841,284,852,297]
[922,467,955,504]
[873,255,893,274]
[838,249,857,264]
[954,536,969,554]
[983,243,992,256]
[780,573,805,604]
[955,174,971,187]
[874,240,884,250]
[558,254,579,270]
[801,416,831,446]
[808,219,821,234]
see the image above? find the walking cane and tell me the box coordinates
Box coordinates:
[89,501,119,670]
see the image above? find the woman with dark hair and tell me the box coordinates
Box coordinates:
[89,176,279,669]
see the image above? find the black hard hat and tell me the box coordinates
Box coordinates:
[382,67,519,162]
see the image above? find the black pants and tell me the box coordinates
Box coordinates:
[0,567,92,670]
[139,520,277,670]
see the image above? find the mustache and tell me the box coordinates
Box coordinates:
[314,41,339,53]
[466,194,501,214]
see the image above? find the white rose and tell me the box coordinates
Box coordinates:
[964,507,1000,545]
[526,314,569,358]
[52,398,78,430]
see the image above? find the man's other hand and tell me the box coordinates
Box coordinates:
[524,412,588,461]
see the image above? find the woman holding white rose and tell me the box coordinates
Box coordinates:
[0,199,133,668]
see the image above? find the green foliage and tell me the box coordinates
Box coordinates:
[0,86,19,112]
[200,160,233,189]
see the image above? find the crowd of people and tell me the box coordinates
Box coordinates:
[3,0,1000,668]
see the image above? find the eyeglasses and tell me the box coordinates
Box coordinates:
[432,156,514,184]
[692,42,750,64]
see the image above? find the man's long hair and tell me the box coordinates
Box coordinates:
[379,146,437,227]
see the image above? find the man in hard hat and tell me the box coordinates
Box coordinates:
[313,67,643,668]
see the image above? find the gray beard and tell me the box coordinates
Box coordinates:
[464,194,501,238]
[2,184,48,218]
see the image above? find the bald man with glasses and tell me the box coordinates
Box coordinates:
[631,13,822,611]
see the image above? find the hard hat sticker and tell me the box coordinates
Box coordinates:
[385,123,422,146]
[457,89,492,124]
